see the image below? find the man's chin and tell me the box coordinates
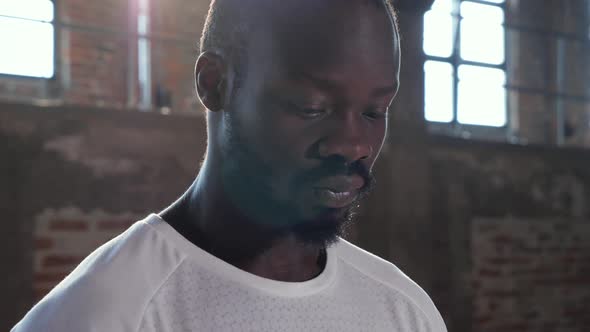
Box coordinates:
[289,207,355,247]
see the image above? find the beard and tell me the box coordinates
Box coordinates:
[219,111,375,251]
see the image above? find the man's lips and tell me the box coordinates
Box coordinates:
[311,176,365,209]
[313,175,365,193]
[313,188,359,209]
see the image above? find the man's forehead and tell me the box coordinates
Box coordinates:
[247,1,398,79]
[263,0,393,30]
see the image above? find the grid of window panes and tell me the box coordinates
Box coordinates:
[0,0,55,78]
[423,0,506,127]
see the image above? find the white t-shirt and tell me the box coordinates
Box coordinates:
[13,214,447,332]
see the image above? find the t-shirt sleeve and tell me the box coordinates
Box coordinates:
[12,273,134,332]
[12,219,184,332]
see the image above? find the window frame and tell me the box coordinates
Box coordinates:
[0,0,58,80]
[424,0,510,138]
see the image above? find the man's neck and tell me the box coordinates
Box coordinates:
[160,165,325,282]
[244,236,325,282]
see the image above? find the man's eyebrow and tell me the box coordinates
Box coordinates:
[297,72,341,92]
[296,72,397,98]
[371,85,397,98]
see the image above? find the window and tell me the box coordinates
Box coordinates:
[423,0,506,127]
[137,0,152,110]
[0,0,55,78]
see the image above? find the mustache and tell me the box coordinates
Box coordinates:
[295,157,375,195]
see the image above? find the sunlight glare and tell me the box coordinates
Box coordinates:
[0,0,54,22]
[0,1,54,78]
[457,65,506,127]
[0,18,54,78]
[460,2,505,64]
[423,10,454,58]
[425,61,454,123]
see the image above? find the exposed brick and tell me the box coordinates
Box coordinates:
[35,237,54,250]
[500,323,528,332]
[34,272,68,284]
[42,254,84,268]
[97,219,134,231]
[483,290,521,298]
[49,219,88,231]
[33,287,53,302]
[486,257,532,265]
[491,234,513,245]
[478,268,502,278]
[473,218,590,332]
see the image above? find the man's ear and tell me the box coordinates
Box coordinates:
[195,52,226,112]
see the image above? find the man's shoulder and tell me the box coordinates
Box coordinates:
[334,239,447,332]
[13,215,185,332]
[334,238,424,292]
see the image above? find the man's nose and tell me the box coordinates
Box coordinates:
[317,112,373,163]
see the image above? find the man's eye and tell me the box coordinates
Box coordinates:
[287,101,329,119]
[363,108,388,120]
[299,107,327,118]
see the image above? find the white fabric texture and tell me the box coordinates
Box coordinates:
[13,214,447,332]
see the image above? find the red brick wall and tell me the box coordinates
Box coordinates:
[0,0,209,113]
[60,0,130,107]
[150,0,209,113]
[473,218,590,332]
[1,0,588,140]
[33,208,142,302]
[430,137,590,332]
[0,0,130,108]
[63,30,129,108]
[0,102,207,330]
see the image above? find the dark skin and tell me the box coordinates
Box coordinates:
[160,1,400,282]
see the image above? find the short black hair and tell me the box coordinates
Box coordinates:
[199,0,399,82]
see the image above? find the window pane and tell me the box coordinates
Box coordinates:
[430,0,453,14]
[460,2,505,64]
[477,0,505,4]
[0,0,54,22]
[425,61,454,123]
[0,17,54,78]
[460,21,504,64]
[461,2,504,24]
[457,65,506,126]
[424,11,454,57]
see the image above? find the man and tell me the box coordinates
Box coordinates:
[14,0,447,331]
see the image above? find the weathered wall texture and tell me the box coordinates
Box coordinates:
[0,105,590,331]
[429,137,590,332]
[1,0,588,146]
[150,0,209,112]
[33,208,142,301]
[3,109,590,332]
[507,0,590,147]
[2,1,590,332]
[473,218,590,332]
[0,102,206,330]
